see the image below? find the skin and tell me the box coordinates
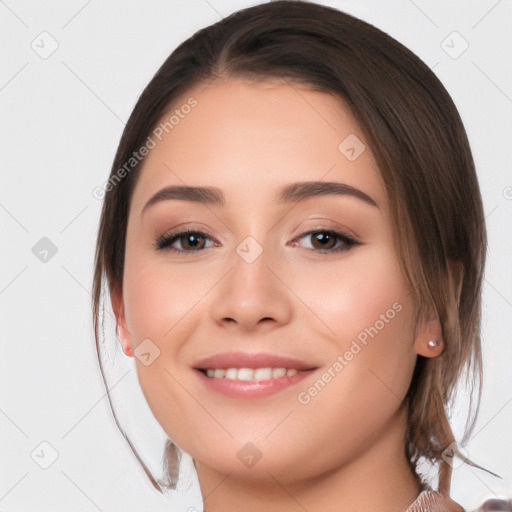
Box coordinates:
[112,78,447,512]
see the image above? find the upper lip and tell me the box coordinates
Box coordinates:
[193,351,317,371]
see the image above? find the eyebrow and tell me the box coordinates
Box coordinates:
[141,181,379,216]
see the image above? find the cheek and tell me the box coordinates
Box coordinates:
[294,247,417,405]
[123,256,211,342]
[284,256,417,469]
[121,257,217,441]
[293,246,414,346]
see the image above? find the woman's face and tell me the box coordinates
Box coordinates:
[115,78,431,484]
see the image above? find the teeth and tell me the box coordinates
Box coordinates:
[272,368,287,378]
[204,367,299,380]
[255,368,272,380]
[225,368,238,379]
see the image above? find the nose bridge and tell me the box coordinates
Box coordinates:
[209,233,292,330]
[230,234,275,306]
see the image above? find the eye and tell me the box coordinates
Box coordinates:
[155,228,360,254]
[155,229,217,252]
[291,229,359,253]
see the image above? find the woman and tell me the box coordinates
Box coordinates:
[92,1,504,510]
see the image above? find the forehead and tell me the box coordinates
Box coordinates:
[130,77,386,213]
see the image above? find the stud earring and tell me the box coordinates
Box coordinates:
[427,338,442,350]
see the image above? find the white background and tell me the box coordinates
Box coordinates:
[1,1,511,510]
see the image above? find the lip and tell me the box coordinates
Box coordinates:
[193,351,318,399]
[193,351,316,371]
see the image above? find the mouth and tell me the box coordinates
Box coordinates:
[193,351,318,398]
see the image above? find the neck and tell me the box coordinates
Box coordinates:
[196,404,421,512]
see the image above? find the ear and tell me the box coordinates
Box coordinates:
[111,285,133,358]
[413,309,444,358]
[413,260,463,359]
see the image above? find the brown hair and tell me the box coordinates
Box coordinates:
[92,0,487,495]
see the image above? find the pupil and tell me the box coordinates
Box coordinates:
[185,234,202,249]
[317,233,329,244]
[314,232,334,249]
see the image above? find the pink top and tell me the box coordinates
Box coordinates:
[405,489,463,512]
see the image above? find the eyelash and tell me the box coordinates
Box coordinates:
[154,228,360,254]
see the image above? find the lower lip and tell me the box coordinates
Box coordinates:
[194,369,315,398]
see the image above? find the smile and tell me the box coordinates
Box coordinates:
[193,351,318,398]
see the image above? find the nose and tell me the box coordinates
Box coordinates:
[209,241,293,333]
